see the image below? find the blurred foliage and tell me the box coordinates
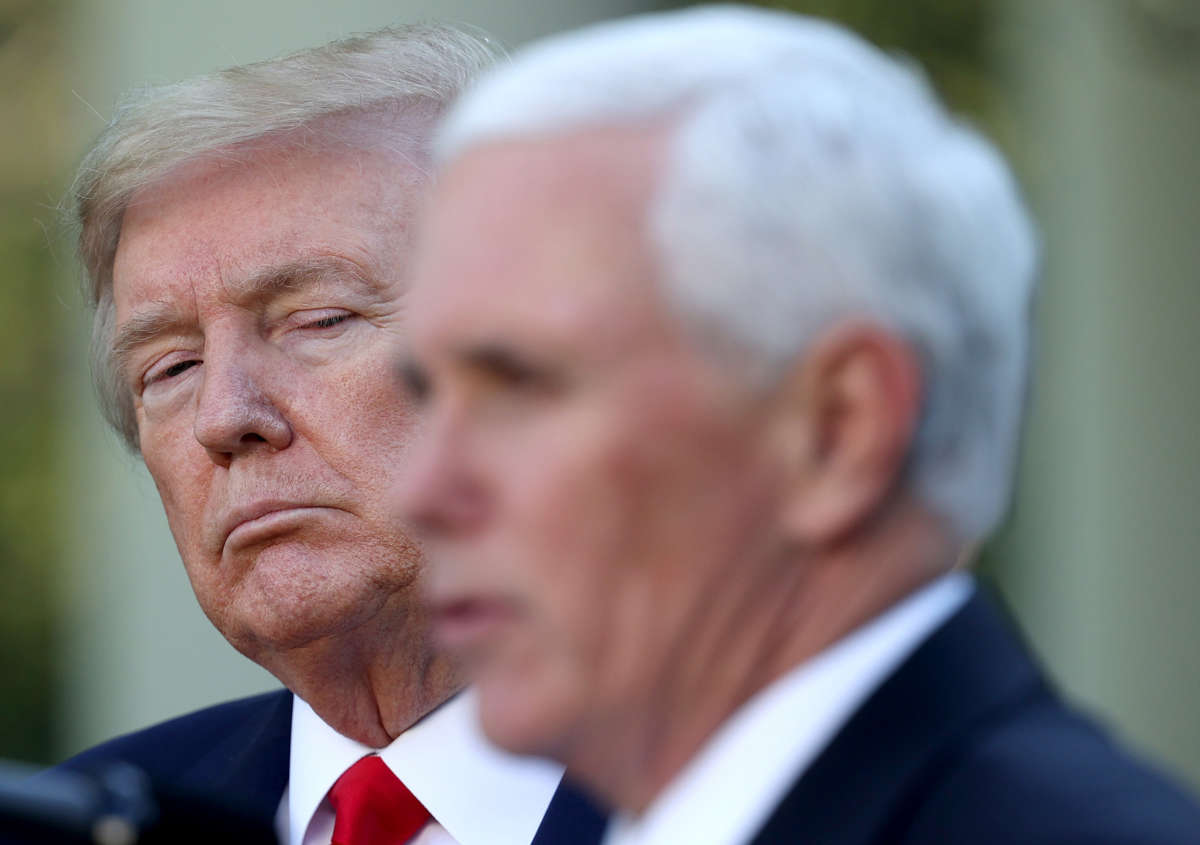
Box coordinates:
[759,2,992,100]
[1120,0,1200,67]
[0,0,69,764]
[748,0,1019,154]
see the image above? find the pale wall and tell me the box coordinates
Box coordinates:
[996,0,1200,788]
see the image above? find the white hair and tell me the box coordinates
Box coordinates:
[74,23,502,451]
[434,5,1038,542]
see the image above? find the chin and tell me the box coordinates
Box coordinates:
[211,564,407,658]
[474,658,580,760]
[204,609,309,668]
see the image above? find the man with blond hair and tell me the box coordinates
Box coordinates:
[399,6,1200,843]
[50,24,602,845]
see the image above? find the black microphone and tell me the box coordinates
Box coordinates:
[0,759,277,844]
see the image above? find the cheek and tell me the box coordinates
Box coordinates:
[525,409,768,658]
[474,566,615,759]
[502,442,664,685]
[141,422,212,546]
[143,450,232,620]
[296,353,416,474]
[470,423,742,752]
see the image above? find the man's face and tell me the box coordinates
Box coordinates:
[400,129,788,766]
[112,137,428,675]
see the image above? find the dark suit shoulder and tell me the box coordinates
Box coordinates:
[53,689,292,785]
[904,695,1200,844]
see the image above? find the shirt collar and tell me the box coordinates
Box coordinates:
[604,573,972,845]
[288,689,564,845]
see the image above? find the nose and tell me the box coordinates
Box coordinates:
[193,346,293,463]
[395,405,489,540]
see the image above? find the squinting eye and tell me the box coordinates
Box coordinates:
[142,357,201,391]
[162,359,199,379]
[304,313,352,330]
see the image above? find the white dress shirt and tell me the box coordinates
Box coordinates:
[279,688,564,845]
[603,573,971,845]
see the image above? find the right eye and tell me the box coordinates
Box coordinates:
[143,355,201,391]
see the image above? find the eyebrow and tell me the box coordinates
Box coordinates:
[459,343,535,378]
[111,255,375,380]
[457,342,565,395]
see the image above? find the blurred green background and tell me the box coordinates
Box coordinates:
[2,0,1198,793]
[0,0,69,764]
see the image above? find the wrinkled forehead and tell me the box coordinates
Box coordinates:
[114,106,436,266]
[113,133,431,316]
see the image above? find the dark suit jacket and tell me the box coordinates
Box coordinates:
[750,590,1200,844]
[52,689,605,844]
[56,688,293,824]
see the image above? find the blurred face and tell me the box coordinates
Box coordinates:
[400,130,788,767]
[111,137,428,673]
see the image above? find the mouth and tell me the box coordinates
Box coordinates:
[433,595,518,656]
[222,502,333,553]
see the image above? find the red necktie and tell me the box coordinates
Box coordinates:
[328,755,432,845]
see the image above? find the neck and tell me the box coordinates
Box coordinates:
[286,649,463,748]
[573,499,956,813]
[256,601,464,747]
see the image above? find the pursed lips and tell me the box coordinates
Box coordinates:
[218,499,334,553]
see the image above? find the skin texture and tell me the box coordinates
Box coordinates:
[398,127,956,811]
[111,128,460,746]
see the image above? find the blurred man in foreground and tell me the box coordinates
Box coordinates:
[49,25,601,845]
[399,6,1200,843]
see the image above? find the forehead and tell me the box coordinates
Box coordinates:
[112,137,427,316]
[411,127,669,349]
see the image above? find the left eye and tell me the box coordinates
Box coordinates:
[302,312,352,330]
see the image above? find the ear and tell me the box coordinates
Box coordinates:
[771,321,923,547]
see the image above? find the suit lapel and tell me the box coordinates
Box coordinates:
[179,688,293,825]
[750,591,1047,845]
[531,777,609,845]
